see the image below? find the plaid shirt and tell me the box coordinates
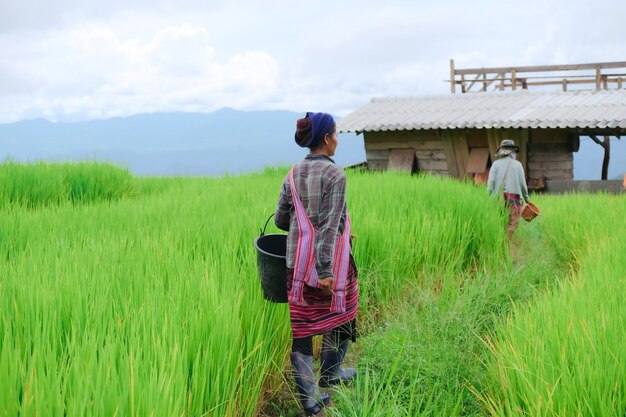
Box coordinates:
[275,155,347,279]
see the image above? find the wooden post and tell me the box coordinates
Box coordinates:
[511,69,517,91]
[619,78,623,89]
[603,75,608,90]
[562,79,568,92]
[440,130,460,178]
[482,73,487,92]
[520,128,529,177]
[461,74,466,93]
[602,136,610,180]
[499,72,505,91]
[450,59,456,93]
[596,66,602,91]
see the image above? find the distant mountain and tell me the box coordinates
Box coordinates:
[0,108,366,176]
[0,110,623,179]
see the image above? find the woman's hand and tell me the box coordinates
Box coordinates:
[318,277,335,293]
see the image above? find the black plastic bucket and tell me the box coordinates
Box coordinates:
[254,214,288,303]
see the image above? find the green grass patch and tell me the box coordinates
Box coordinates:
[0,160,137,208]
[478,194,626,417]
[1,162,623,417]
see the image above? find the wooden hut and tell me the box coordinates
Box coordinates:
[337,89,626,190]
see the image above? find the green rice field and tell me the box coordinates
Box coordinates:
[0,161,624,417]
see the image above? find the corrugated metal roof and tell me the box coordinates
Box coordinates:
[337,90,626,133]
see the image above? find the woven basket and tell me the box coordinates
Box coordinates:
[521,201,541,222]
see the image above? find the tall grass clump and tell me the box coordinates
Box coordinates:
[0,160,136,208]
[7,160,619,417]
[348,171,508,314]
[479,193,626,416]
[0,170,294,417]
[311,171,525,417]
[0,164,511,417]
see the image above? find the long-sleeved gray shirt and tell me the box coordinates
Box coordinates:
[275,155,347,279]
[487,156,530,201]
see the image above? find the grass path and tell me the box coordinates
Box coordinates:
[260,217,569,417]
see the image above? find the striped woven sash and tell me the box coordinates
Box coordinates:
[288,166,351,313]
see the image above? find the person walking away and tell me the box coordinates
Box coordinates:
[487,139,531,239]
[275,112,359,416]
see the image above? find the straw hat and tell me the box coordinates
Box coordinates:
[496,139,520,157]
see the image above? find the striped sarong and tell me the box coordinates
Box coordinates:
[287,258,359,339]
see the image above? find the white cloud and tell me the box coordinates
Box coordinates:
[0,22,282,122]
[0,0,625,123]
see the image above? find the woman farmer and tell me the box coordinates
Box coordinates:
[275,112,358,416]
[487,139,531,239]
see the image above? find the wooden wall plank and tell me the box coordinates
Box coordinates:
[528,152,573,162]
[417,159,449,171]
[528,160,574,171]
[452,129,470,179]
[520,128,529,176]
[368,160,388,170]
[365,141,443,151]
[388,149,416,172]
[531,143,570,152]
[366,149,390,160]
[440,130,460,178]
[534,170,572,180]
[486,129,500,162]
[415,150,447,160]
[366,130,438,143]
[466,129,489,147]
[530,129,570,144]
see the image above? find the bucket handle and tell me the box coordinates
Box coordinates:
[259,213,275,236]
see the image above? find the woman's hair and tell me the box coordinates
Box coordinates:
[295,117,313,147]
[294,112,335,148]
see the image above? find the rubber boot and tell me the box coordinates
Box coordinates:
[319,332,357,388]
[290,352,331,416]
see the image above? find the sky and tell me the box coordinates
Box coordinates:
[1,0,626,123]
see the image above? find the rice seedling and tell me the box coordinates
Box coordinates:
[478,193,626,417]
[1,161,622,417]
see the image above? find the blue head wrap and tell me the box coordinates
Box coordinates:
[294,112,335,148]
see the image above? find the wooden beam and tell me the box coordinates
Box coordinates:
[452,129,470,178]
[455,61,626,76]
[602,136,610,180]
[511,69,517,91]
[528,152,574,162]
[465,73,483,92]
[577,128,626,137]
[450,59,456,93]
[520,128,529,177]
[528,160,574,171]
[365,141,443,151]
[440,130,460,178]
[481,73,502,91]
[589,134,604,146]
[486,78,626,89]
[486,129,500,162]
[596,66,602,91]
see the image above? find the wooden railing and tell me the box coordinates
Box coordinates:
[448,60,626,93]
